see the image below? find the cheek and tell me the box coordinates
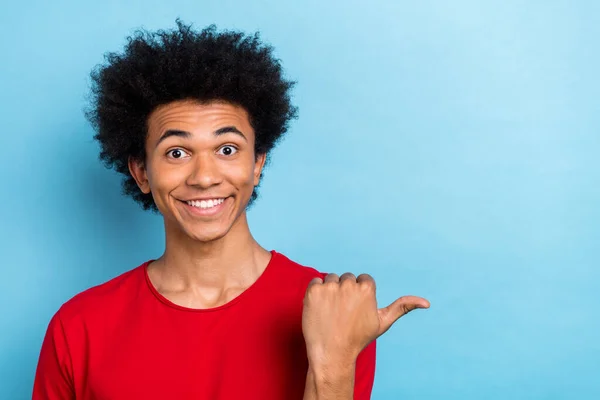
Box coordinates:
[147,162,186,193]
[224,157,259,186]
[226,167,255,186]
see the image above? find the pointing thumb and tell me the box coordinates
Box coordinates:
[377,296,430,337]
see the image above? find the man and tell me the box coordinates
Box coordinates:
[33,21,429,399]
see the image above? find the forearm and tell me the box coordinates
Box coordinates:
[303,361,356,400]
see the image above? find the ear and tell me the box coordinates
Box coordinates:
[253,152,267,186]
[128,156,151,194]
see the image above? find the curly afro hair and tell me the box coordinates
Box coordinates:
[86,20,297,211]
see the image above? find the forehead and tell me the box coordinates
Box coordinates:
[147,100,253,137]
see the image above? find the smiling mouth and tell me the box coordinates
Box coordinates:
[185,198,226,210]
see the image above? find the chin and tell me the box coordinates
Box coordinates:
[185,226,230,243]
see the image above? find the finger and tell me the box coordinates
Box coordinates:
[307,277,323,289]
[377,295,430,336]
[323,273,340,284]
[339,272,357,283]
[356,274,376,290]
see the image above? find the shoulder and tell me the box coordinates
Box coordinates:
[254,251,328,316]
[56,261,150,325]
[271,250,327,281]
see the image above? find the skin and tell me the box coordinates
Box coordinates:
[302,274,429,399]
[129,99,430,398]
[129,100,271,308]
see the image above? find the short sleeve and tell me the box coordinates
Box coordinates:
[32,311,75,400]
[354,340,376,399]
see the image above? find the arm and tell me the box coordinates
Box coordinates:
[32,311,75,400]
[303,340,376,400]
[303,359,354,400]
[302,272,427,399]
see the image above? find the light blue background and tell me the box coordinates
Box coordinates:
[1,1,598,399]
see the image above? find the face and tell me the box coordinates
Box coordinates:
[129,100,266,242]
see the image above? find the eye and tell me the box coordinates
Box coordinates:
[217,145,238,156]
[166,148,190,159]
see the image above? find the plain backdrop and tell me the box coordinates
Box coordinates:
[1,1,598,399]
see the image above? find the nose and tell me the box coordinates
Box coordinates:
[185,153,223,188]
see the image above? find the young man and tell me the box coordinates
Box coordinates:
[33,21,429,399]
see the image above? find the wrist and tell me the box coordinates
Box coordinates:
[307,344,359,367]
[308,357,356,384]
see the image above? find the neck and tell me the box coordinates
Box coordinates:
[152,212,271,292]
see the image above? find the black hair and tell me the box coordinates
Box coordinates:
[86,20,297,211]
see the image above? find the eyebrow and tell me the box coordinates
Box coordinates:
[156,126,247,147]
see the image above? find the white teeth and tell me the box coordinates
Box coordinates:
[186,198,225,209]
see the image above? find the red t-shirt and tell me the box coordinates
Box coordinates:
[33,251,376,399]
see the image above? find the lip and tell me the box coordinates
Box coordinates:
[180,196,230,217]
[183,196,228,202]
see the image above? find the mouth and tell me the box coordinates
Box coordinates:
[185,198,226,209]
[180,197,230,217]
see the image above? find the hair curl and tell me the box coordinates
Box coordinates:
[86,20,297,211]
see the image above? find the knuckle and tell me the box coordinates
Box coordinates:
[360,279,376,291]
[324,273,339,282]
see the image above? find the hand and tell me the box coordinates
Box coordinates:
[302,273,429,367]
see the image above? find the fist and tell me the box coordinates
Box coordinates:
[302,272,429,366]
